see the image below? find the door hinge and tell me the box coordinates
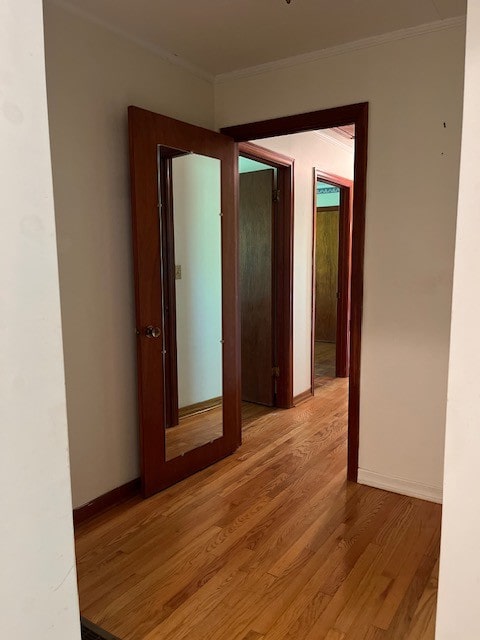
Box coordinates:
[273,189,280,203]
[272,366,280,378]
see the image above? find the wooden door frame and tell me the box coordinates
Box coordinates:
[312,169,353,392]
[239,142,294,409]
[222,102,368,482]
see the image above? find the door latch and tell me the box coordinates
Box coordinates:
[144,325,161,338]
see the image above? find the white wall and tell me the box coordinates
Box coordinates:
[44,3,466,508]
[216,24,465,498]
[0,1,80,638]
[254,132,354,396]
[436,2,480,637]
[44,2,215,507]
[172,154,223,408]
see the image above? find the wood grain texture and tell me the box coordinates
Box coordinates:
[315,208,340,343]
[293,389,314,406]
[315,341,336,388]
[166,404,223,461]
[240,170,275,406]
[75,377,441,640]
[239,142,294,410]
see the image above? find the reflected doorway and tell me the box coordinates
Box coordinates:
[311,169,354,392]
[314,181,340,387]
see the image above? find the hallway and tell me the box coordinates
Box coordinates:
[75,379,440,640]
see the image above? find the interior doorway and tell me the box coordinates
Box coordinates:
[222,103,368,482]
[311,169,354,392]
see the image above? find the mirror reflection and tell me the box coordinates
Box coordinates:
[158,148,223,461]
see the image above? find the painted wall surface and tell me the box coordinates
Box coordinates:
[253,132,354,396]
[44,2,215,507]
[317,181,341,207]
[172,154,223,408]
[0,1,80,637]
[239,156,274,173]
[217,25,466,495]
[436,3,480,637]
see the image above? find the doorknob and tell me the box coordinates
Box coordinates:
[144,325,161,338]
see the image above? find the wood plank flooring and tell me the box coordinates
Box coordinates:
[166,402,268,461]
[315,341,336,386]
[75,378,441,640]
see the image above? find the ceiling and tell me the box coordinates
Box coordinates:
[315,126,355,152]
[53,0,466,78]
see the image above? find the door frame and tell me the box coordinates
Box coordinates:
[239,142,294,409]
[222,102,368,482]
[312,169,353,391]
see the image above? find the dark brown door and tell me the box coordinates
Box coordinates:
[128,106,241,497]
[240,170,275,406]
[315,208,340,342]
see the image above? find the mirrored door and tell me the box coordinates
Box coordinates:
[128,107,240,497]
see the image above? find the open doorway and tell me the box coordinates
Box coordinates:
[223,103,367,481]
[311,167,354,392]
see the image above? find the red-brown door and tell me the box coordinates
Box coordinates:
[128,106,241,497]
[240,169,276,406]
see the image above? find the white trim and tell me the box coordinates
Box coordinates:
[314,130,354,154]
[215,16,466,84]
[46,0,215,83]
[358,469,443,504]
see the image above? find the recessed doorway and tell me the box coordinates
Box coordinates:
[311,169,354,392]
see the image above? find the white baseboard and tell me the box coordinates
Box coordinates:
[357,469,443,504]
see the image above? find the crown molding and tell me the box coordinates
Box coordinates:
[46,0,215,84]
[45,2,465,87]
[313,130,354,154]
[215,15,466,84]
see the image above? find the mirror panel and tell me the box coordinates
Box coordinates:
[159,149,223,461]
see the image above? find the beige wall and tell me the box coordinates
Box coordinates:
[1,1,80,637]
[172,154,223,408]
[254,132,354,396]
[436,2,480,637]
[44,2,215,508]
[216,24,465,499]
[45,2,466,508]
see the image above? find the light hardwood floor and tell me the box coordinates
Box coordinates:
[75,378,441,640]
[166,402,269,461]
[314,340,336,386]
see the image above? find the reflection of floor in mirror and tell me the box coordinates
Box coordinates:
[75,376,441,640]
[166,406,223,461]
[314,340,336,389]
[166,402,273,460]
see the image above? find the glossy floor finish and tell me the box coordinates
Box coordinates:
[315,340,336,386]
[75,379,441,640]
[166,402,269,460]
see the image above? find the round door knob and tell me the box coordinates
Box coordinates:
[145,325,161,338]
